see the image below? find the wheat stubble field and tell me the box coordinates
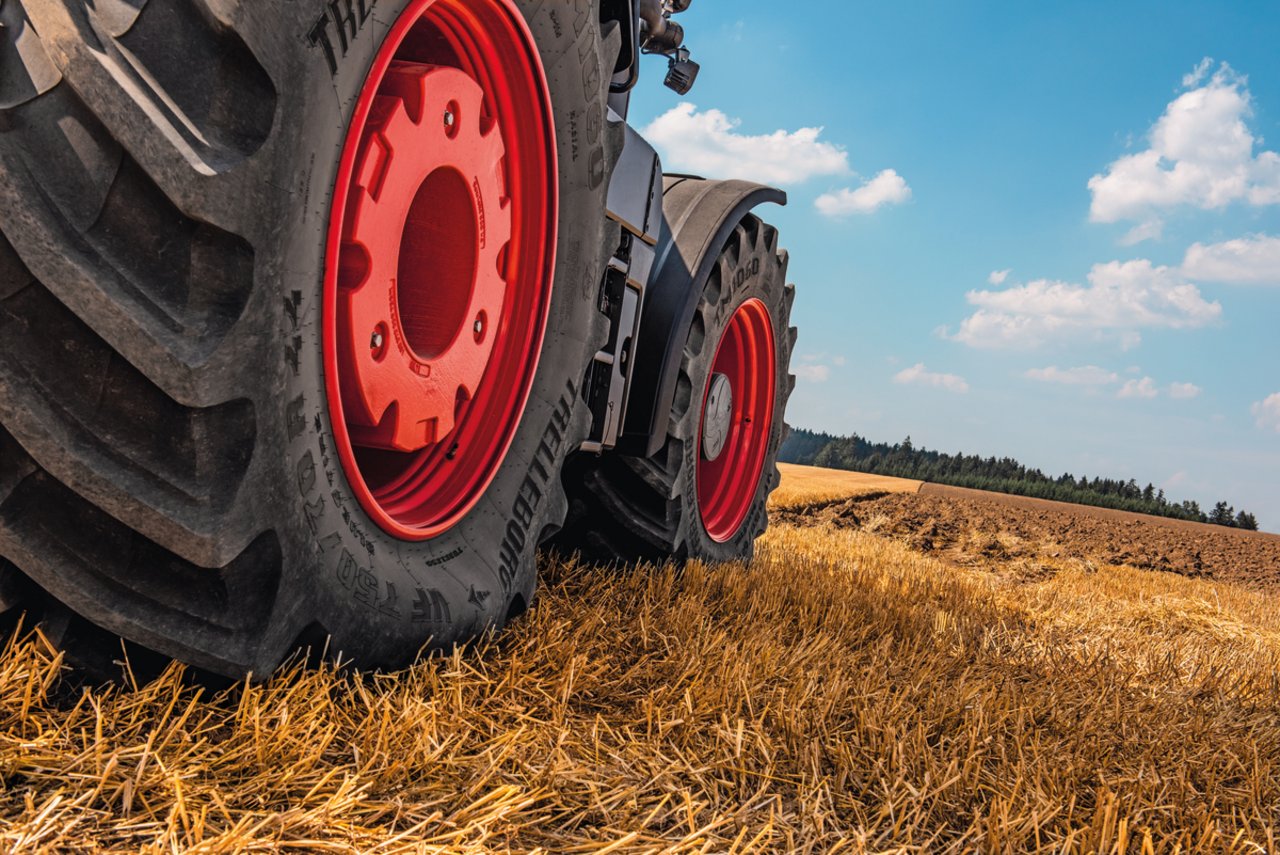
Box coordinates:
[3,465,1280,852]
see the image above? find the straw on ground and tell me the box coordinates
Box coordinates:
[1,468,1278,852]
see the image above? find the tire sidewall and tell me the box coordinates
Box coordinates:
[270,0,617,664]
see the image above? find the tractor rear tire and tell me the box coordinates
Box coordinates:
[560,214,795,563]
[0,0,621,677]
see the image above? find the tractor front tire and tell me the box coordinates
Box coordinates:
[561,214,796,564]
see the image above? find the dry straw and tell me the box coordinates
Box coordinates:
[2,469,1279,852]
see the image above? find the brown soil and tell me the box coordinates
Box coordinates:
[773,482,1280,589]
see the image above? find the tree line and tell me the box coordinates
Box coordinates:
[780,428,1260,531]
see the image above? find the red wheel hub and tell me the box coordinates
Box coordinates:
[696,299,777,542]
[323,0,556,540]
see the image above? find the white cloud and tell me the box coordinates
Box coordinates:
[794,364,831,383]
[1182,57,1214,89]
[1024,365,1120,386]
[1118,377,1159,399]
[1169,382,1202,399]
[1182,234,1280,284]
[1088,61,1280,241]
[893,363,969,393]
[1119,221,1164,246]
[988,269,1011,285]
[1253,393,1280,432]
[950,260,1222,349]
[815,169,912,216]
[642,103,850,185]
[795,353,844,383]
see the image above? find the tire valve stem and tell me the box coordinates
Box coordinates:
[446,442,460,460]
[444,110,455,129]
[474,317,483,335]
[370,330,384,351]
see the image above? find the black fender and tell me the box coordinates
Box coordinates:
[618,176,786,457]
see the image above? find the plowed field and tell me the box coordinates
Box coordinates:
[775,474,1280,589]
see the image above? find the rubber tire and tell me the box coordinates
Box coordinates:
[559,214,796,563]
[0,0,621,677]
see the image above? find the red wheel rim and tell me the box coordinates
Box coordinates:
[696,298,777,542]
[323,0,557,540]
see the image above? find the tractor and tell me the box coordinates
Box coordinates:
[0,0,795,676]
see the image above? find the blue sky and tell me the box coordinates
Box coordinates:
[626,1,1280,530]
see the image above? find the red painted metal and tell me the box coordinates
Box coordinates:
[696,298,777,542]
[323,0,557,540]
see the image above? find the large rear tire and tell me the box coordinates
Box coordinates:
[0,0,621,676]
[560,214,796,563]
